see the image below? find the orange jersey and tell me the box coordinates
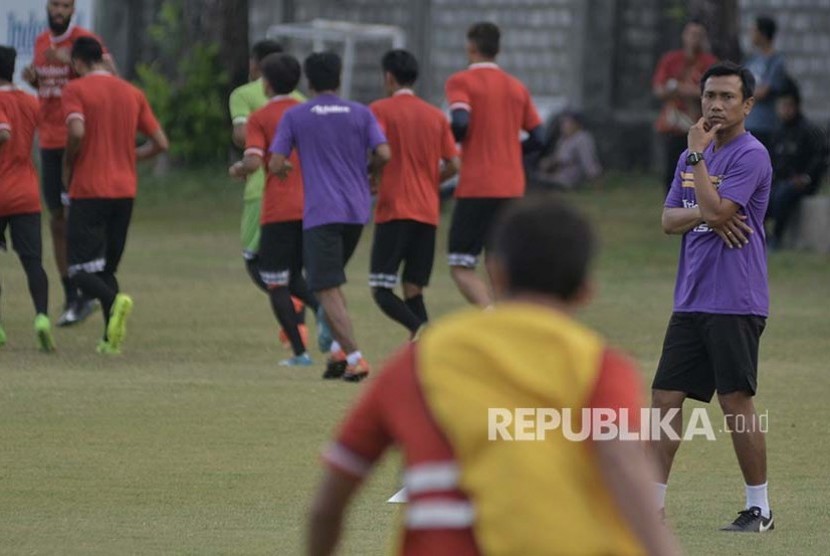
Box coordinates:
[0,87,41,217]
[62,72,160,199]
[370,90,458,225]
[33,25,108,149]
[244,96,304,224]
[445,63,541,198]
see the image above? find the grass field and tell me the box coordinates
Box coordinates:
[1,168,828,555]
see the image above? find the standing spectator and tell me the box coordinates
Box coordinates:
[767,79,828,249]
[652,19,717,192]
[534,111,602,189]
[23,0,117,327]
[744,16,787,150]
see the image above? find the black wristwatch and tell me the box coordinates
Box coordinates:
[686,151,704,166]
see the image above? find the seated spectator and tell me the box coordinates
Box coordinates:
[533,111,602,189]
[767,78,829,248]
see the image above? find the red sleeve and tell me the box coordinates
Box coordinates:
[244,110,268,157]
[522,87,542,131]
[321,348,410,480]
[62,82,84,124]
[446,73,471,111]
[586,348,645,431]
[651,53,672,88]
[137,91,161,136]
[441,118,459,160]
[0,105,10,132]
[369,103,387,134]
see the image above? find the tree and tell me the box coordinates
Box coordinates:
[182,0,250,89]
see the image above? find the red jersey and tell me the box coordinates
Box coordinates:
[370,90,458,225]
[62,72,160,199]
[652,50,717,134]
[323,344,642,556]
[33,25,108,149]
[445,63,541,198]
[0,87,41,217]
[244,96,304,224]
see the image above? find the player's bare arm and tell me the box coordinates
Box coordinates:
[594,439,682,556]
[268,152,294,179]
[62,118,85,188]
[136,128,169,161]
[232,123,247,149]
[439,155,462,183]
[229,153,263,180]
[307,469,361,556]
[23,65,39,89]
[368,143,392,184]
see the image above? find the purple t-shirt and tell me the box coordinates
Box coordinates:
[270,93,388,229]
[665,132,771,317]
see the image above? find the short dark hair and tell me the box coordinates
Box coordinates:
[488,195,597,301]
[0,46,16,82]
[70,36,103,66]
[261,53,301,95]
[755,16,777,41]
[779,75,801,106]
[381,49,419,86]
[467,22,500,58]
[251,40,283,63]
[304,52,341,92]
[700,61,756,100]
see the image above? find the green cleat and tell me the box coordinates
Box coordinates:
[0,324,6,347]
[106,294,134,351]
[96,340,121,356]
[34,314,56,352]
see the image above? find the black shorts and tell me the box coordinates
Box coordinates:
[0,213,42,259]
[652,312,767,402]
[40,149,67,213]
[447,197,512,268]
[304,223,363,292]
[259,220,303,287]
[67,198,134,277]
[370,219,436,289]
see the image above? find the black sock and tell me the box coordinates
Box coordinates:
[20,257,49,315]
[72,271,116,335]
[405,294,428,323]
[61,276,75,304]
[289,274,319,313]
[269,286,305,356]
[245,258,268,293]
[373,288,423,333]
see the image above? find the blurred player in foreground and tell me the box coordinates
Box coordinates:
[230,53,322,366]
[269,52,390,382]
[309,196,681,555]
[368,50,460,337]
[62,37,168,354]
[0,46,55,351]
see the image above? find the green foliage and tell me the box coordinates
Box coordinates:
[135,0,229,164]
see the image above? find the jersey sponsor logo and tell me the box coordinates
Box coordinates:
[682,199,712,233]
[310,105,351,115]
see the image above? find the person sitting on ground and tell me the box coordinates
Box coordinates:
[534,110,602,189]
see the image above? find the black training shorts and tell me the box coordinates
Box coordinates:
[0,213,42,259]
[258,220,304,287]
[369,219,436,289]
[447,197,512,268]
[652,312,766,402]
[40,149,67,213]
[67,198,134,277]
[303,223,363,292]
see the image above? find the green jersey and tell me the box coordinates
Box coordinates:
[229,79,305,200]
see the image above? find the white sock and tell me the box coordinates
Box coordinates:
[346,351,362,366]
[330,341,341,355]
[655,482,668,510]
[745,482,770,518]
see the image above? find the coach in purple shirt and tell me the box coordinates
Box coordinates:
[652,62,775,533]
[270,52,390,383]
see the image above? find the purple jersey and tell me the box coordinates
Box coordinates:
[665,132,771,316]
[270,93,388,229]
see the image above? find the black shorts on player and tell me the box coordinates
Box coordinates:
[369,219,436,289]
[259,221,304,289]
[304,223,363,292]
[652,312,766,402]
[67,198,133,278]
[40,149,67,213]
[447,197,512,268]
[0,213,49,316]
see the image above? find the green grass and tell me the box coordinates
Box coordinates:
[1,168,828,554]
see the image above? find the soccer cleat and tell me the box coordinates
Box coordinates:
[0,324,6,347]
[279,352,313,367]
[720,507,774,532]
[106,294,134,351]
[96,340,121,356]
[343,358,371,383]
[322,351,347,380]
[34,314,56,352]
[278,324,309,350]
[315,306,333,353]
[57,297,97,327]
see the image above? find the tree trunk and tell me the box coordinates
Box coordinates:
[181,0,249,89]
[689,0,742,62]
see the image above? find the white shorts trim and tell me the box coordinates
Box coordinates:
[368,273,398,289]
[68,257,106,277]
[447,253,478,268]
